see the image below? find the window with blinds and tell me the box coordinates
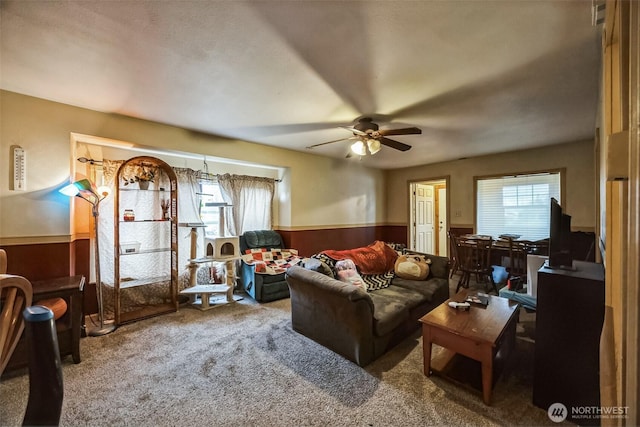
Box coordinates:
[476,172,561,240]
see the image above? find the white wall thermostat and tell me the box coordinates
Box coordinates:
[11,145,26,191]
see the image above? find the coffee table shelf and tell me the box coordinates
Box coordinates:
[419,289,519,405]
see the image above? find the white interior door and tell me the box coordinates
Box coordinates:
[415,184,435,253]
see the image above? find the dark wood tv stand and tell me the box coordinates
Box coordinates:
[533,260,605,425]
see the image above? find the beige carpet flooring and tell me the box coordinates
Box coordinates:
[1,279,559,427]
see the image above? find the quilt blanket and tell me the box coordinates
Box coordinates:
[320,240,398,274]
[242,248,301,275]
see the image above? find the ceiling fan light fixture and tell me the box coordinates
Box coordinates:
[350,140,367,156]
[310,117,419,156]
[367,139,381,154]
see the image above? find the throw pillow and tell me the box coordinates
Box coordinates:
[35,297,67,320]
[335,259,366,289]
[362,271,395,291]
[394,254,431,280]
[312,250,395,290]
[302,258,335,278]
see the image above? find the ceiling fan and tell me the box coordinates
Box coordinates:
[306,117,422,156]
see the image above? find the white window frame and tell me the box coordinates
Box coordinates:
[474,169,564,241]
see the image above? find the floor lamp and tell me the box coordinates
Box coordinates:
[60,179,115,336]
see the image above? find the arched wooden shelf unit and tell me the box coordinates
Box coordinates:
[113,156,178,325]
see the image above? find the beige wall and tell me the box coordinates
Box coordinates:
[386,139,597,230]
[1,90,596,244]
[0,91,385,242]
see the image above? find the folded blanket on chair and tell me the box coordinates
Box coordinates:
[242,248,301,275]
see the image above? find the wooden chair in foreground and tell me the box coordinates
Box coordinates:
[0,273,33,375]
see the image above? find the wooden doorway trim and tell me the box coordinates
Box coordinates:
[408,177,450,256]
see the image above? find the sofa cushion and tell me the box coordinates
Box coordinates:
[369,293,410,336]
[390,277,449,303]
[371,285,426,309]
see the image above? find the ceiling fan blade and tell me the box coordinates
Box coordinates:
[306,136,356,149]
[378,127,422,136]
[340,126,368,136]
[379,137,412,152]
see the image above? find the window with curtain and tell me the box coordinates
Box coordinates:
[216,174,275,236]
[476,172,561,240]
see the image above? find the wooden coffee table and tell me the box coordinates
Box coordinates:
[419,289,519,405]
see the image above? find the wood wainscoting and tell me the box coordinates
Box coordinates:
[278,225,407,257]
[2,226,474,314]
[0,239,95,314]
[278,225,474,257]
[450,226,474,237]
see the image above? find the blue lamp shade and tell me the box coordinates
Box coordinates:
[59,183,80,197]
[59,179,109,202]
[60,179,94,196]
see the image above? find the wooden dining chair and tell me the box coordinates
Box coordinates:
[447,231,461,278]
[504,238,529,290]
[455,237,498,294]
[0,274,33,375]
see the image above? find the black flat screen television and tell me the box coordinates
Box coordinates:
[548,197,574,269]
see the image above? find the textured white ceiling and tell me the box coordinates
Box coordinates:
[0,1,601,169]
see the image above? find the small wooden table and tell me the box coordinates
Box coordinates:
[31,275,85,364]
[419,289,519,405]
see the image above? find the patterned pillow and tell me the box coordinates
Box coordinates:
[312,252,394,291]
[361,271,395,291]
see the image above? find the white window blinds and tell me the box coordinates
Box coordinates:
[476,172,561,240]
